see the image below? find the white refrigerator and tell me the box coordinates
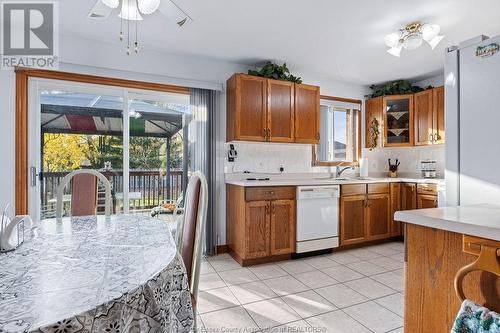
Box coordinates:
[445,35,500,205]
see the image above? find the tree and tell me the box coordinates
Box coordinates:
[43,133,96,172]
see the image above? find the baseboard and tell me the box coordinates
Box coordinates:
[216,245,229,254]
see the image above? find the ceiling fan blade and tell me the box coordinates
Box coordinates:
[158,0,193,28]
[88,0,114,19]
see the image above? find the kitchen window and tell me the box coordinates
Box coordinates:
[313,97,361,166]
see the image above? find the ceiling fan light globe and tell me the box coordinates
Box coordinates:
[387,46,402,57]
[119,0,143,20]
[428,35,445,49]
[384,32,401,48]
[422,24,440,41]
[402,33,423,50]
[101,0,119,9]
[137,0,161,15]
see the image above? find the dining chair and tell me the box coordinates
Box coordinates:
[56,169,112,220]
[176,171,208,323]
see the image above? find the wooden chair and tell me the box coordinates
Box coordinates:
[56,169,112,220]
[451,236,500,332]
[176,171,208,325]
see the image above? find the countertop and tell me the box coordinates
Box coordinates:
[225,176,444,187]
[394,204,500,241]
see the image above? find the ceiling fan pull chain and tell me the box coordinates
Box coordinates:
[135,1,139,54]
[126,0,130,55]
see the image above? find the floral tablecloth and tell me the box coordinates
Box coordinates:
[0,215,194,332]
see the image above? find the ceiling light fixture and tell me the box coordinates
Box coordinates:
[101,0,162,55]
[385,22,445,57]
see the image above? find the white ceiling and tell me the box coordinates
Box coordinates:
[60,0,500,85]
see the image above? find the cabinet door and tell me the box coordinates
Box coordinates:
[294,83,320,144]
[390,183,402,236]
[367,193,391,240]
[268,80,294,143]
[417,194,438,209]
[236,75,268,141]
[401,183,417,210]
[433,86,445,144]
[365,97,383,148]
[383,95,414,147]
[340,195,366,245]
[245,201,270,259]
[270,199,295,255]
[414,90,433,146]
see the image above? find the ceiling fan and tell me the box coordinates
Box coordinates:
[88,0,193,55]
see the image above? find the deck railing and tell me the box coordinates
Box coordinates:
[41,169,183,216]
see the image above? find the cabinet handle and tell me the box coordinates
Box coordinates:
[268,128,272,139]
[263,128,267,139]
[316,132,320,140]
[434,133,438,142]
[429,133,433,143]
[272,204,276,215]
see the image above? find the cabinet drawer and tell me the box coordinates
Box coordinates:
[341,184,366,196]
[417,183,437,195]
[245,186,295,201]
[368,183,390,194]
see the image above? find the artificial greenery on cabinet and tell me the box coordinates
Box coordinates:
[248,62,303,83]
[366,80,427,98]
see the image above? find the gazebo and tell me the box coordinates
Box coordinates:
[39,92,190,210]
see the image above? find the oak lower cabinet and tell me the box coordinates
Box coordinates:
[416,183,438,209]
[401,183,417,210]
[390,183,403,236]
[340,194,367,245]
[226,185,295,265]
[340,184,390,246]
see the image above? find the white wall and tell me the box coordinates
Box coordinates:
[413,74,444,88]
[0,70,16,213]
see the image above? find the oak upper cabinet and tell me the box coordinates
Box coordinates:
[383,95,414,147]
[433,86,445,144]
[414,89,434,145]
[414,86,445,145]
[227,73,319,144]
[270,199,295,255]
[294,83,320,144]
[268,80,295,142]
[245,201,270,259]
[365,96,383,148]
[227,74,267,141]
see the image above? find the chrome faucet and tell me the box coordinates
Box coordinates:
[336,164,355,178]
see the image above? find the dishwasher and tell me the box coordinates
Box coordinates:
[296,185,340,253]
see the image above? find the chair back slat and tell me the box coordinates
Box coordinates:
[71,174,97,217]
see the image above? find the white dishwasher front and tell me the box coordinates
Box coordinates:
[296,185,340,253]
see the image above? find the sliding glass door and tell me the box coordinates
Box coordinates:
[28,79,190,220]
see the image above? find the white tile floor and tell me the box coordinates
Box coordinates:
[196,242,405,333]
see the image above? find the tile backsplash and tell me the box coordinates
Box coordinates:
[224,142,445,178]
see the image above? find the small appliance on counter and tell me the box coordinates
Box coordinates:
[388,159,400,178]
[420,160,437,178]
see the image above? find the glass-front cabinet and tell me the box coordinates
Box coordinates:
[383,95,414,147]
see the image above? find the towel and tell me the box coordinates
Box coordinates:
[451,300,500,333]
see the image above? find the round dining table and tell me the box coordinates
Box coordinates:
[0,214,194,333]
